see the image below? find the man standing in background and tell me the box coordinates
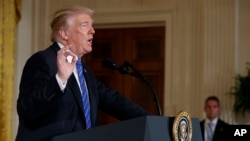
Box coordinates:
[200,96,229,141]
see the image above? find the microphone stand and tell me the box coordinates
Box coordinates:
[121,61,162,116]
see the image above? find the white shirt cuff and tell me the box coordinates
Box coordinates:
[56,74,67,91]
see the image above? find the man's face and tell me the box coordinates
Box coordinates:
[66,13,95,57]
[204,100,220,120]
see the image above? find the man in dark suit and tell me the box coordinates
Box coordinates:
[16,5,149,141]
[200,96,229,141]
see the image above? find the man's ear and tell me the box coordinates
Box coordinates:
[59,30,69,40]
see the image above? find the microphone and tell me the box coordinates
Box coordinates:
[102,58,120,70]
[102,59,140,77]
[102,58,162,116]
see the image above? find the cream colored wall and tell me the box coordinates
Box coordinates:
[234,0,250,123]
[14,0,250,137]
[14,0,34,137]
[238,0,250,74]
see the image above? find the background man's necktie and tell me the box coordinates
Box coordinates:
[206,122,213,141]
[76,58,91,129]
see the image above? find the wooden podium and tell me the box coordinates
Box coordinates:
[52,115,203,141]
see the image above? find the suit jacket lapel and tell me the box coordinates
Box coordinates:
[68,74,85,114]
[213,120,222,139]
[68,66,97,126]
[200,121,205,139]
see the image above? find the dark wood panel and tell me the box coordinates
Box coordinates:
[84,26,165,125]
[123,27,165,116]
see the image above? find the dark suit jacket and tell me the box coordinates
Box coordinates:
[200,119,229,141]
[16,42,149,141]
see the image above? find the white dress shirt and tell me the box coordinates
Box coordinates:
[204,117,218,141]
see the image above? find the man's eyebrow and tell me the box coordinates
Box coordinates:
[81,21,93,24]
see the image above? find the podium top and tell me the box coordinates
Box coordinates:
[52,115,202,141]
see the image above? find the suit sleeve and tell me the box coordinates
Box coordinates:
[17,51,63,122]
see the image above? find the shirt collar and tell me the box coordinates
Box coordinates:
[57,42,64,49]
[205,117,218,125]
[56,42,79,60]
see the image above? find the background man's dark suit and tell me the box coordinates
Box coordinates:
[200,119,229,141]
[16,42,149,141]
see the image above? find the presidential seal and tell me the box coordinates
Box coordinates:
[172,111,192,141]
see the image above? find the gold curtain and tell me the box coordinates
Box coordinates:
[0,0,22,140]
